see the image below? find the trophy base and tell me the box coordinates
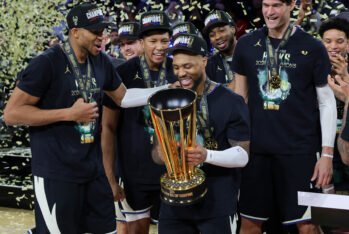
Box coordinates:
[160,168,207,206]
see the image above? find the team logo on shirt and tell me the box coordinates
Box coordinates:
[65,66,71,74]
[133,72,142,80]
[254,39,262,47]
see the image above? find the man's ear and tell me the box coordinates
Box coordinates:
[231,26,236,35]
[202,56,208,67]
[140,39,144,49]
[70,28,80,39]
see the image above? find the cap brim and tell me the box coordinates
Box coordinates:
[84,22,115,30]
[203,21,229,35]
[168,46,205,56]
[140,26,172,37]
[119,35,139,41]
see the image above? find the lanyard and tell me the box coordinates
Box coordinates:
[196,78,218,149]
[62,42,96,102]
[265,24,293,89]
[139,55,167,88]
[220,54,234,84]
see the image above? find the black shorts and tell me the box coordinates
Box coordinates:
[239,153,317,224]
[158,215,233,234]
[122,179,161,222]
[34,175,116,234]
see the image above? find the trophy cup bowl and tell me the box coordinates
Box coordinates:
[148,88,207,206]
[149,88,195,121]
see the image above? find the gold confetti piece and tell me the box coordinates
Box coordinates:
[188,6,195,11]
[203,4,210,11]
[253,17,261,22]
[243,9,247,16]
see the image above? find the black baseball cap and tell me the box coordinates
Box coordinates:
[118,22,141,40]
[67,3,113,30]
[169,34,207,57]
[203,10,235,35]
[172,22,200,39]
[139,11,171,37]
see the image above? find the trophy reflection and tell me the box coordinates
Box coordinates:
[148,88,207,206]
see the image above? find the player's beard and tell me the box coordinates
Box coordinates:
[220,33,235,55]
[192,72,205,93]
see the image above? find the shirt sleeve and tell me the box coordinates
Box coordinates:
[226,94,250,141]
[17,54,53,97]
[102,93,119,109]
[103,54,122,91]
[313,41,331,86]
[231,38,247,76]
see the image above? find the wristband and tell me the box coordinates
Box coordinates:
[321,153,333,158]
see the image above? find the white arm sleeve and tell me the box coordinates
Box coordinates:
[205,146,248,168]
[120,84,169,108]
[316,84,337,147]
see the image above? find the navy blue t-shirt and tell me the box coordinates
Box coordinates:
[160,84,250,219]
[17,44,121,183]
[232,27,331,154]
[103,56,177,184]
[206,53,234,85]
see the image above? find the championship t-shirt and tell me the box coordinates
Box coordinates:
[232,27,331,154]
[18,45,121,182]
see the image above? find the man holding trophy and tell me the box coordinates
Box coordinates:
[150,34,250,234]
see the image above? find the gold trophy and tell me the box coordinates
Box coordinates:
[148,88,207,206]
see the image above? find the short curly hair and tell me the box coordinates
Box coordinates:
[319,17,349,39]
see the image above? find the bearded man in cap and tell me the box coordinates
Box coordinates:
[4,3,172,233]
[203,10,237,89]
[152,33,250,234]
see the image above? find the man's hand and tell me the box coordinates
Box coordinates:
[186,145,207,167]
[110,181,126,202]
[296,0,312,25]
[311,156,333,188]
[330,53,349,80]
[69,98,99,123]
[328,74,349,102]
